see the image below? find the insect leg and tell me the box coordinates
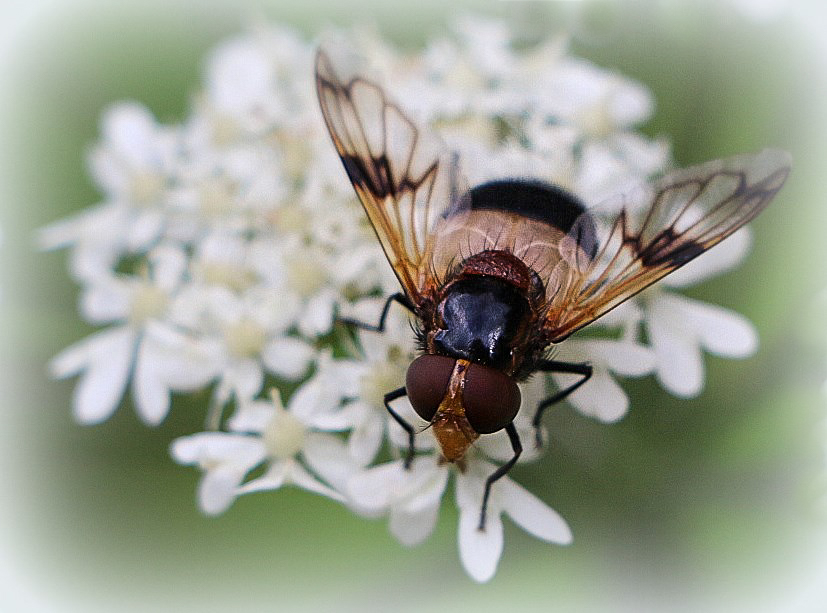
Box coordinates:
[532,360,593,447]
[384,386,416,469]
[338,292,415,333]
[479,422,522,532]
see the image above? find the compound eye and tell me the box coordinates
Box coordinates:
[405,355,455,422]
[463,363,521,434]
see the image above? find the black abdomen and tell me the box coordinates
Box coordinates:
[470,179,584,231]
[469,179,598,260]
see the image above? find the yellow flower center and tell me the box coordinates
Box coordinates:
[199,261,257,292]
[199,177,237,217]
[271,204,309,235]
[130,171,166,206]
[262,404,306,460]
[285,254,327,297]
[360,360,407,410]
[224,318,265,358]
[129,283,168,326]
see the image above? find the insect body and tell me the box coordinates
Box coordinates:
[314,48,790,530]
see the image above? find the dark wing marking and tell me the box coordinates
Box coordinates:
[544,149,791,342]
[315,48,469,304]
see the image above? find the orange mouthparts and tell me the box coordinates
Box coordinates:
[431,359,479,464]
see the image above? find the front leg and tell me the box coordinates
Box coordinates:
[478,422,522,531]
[338,292,415,333]
[532,360,593,448]
[384,386,416,469]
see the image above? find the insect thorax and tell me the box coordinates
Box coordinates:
[423,251,545,374]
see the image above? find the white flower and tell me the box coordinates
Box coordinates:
[347,455,447,532]
[342,298,420,464]
[175,283,312,410]
[169,431,265,515]
[551,302,654,423]
[39,103,181,280]
[50,245,212,424]
[555,336,655,423]
[170,388,356,514]
[202,26,313,139]
[43,16,771,583]
[455,459,572,583]
[348,452,571,583]
[643,229,758,397]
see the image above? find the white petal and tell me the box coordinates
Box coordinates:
[298,290,335,337]
[307,402,361,431]
[607,79,654,127]
[207,37,276,118]
[284,461,345,502]
[170,433,222,464]
[101,102,159,166]
[347,461,406,512]
[224,358,264,401]
[347,457,440,514]
[67,327,136,424]
[302,432,361,492]
[170,433,213,464]
[455,463,485,511]
[398,462,449,516]
[647,295,705,398]
[37,206,100,250]
[205,286,243,324]
[49,332,104,379]
[289,358,358,429]
[475,427,525,463]
[499,478,572,544]
[389,503,440,547]
[563,370,630,422]
[237,462,288,493]
[169,432,266,466]
[198,465,246,515]
[167,284,209,329]
[149,243,187,291]
[127,210,165,252]
[132,339,171,425]
[578,339,655,377]
[458,502,503,583]
[347,411,385,466]
[589,299,642,331]
[227,400,275,433]
[683,299,758,358]
[261,336,315,380]
[69,242,121,282]
[80,277,131,323]
[142,323,203,382]
[155,335,220,392]
[328,359,366,398]
[284,376,323,422]
[245,286,297,333]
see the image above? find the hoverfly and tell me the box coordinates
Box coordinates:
[315,48,790,530]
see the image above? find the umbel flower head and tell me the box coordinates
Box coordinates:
[41,16,773,582]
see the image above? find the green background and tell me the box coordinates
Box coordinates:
[1,0,826,610]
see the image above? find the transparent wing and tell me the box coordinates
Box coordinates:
[544,149,791,343]
[315,48,469,304]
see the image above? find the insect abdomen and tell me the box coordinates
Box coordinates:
[469,179,596,256]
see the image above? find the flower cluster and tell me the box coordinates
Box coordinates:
[42,16,760,581]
